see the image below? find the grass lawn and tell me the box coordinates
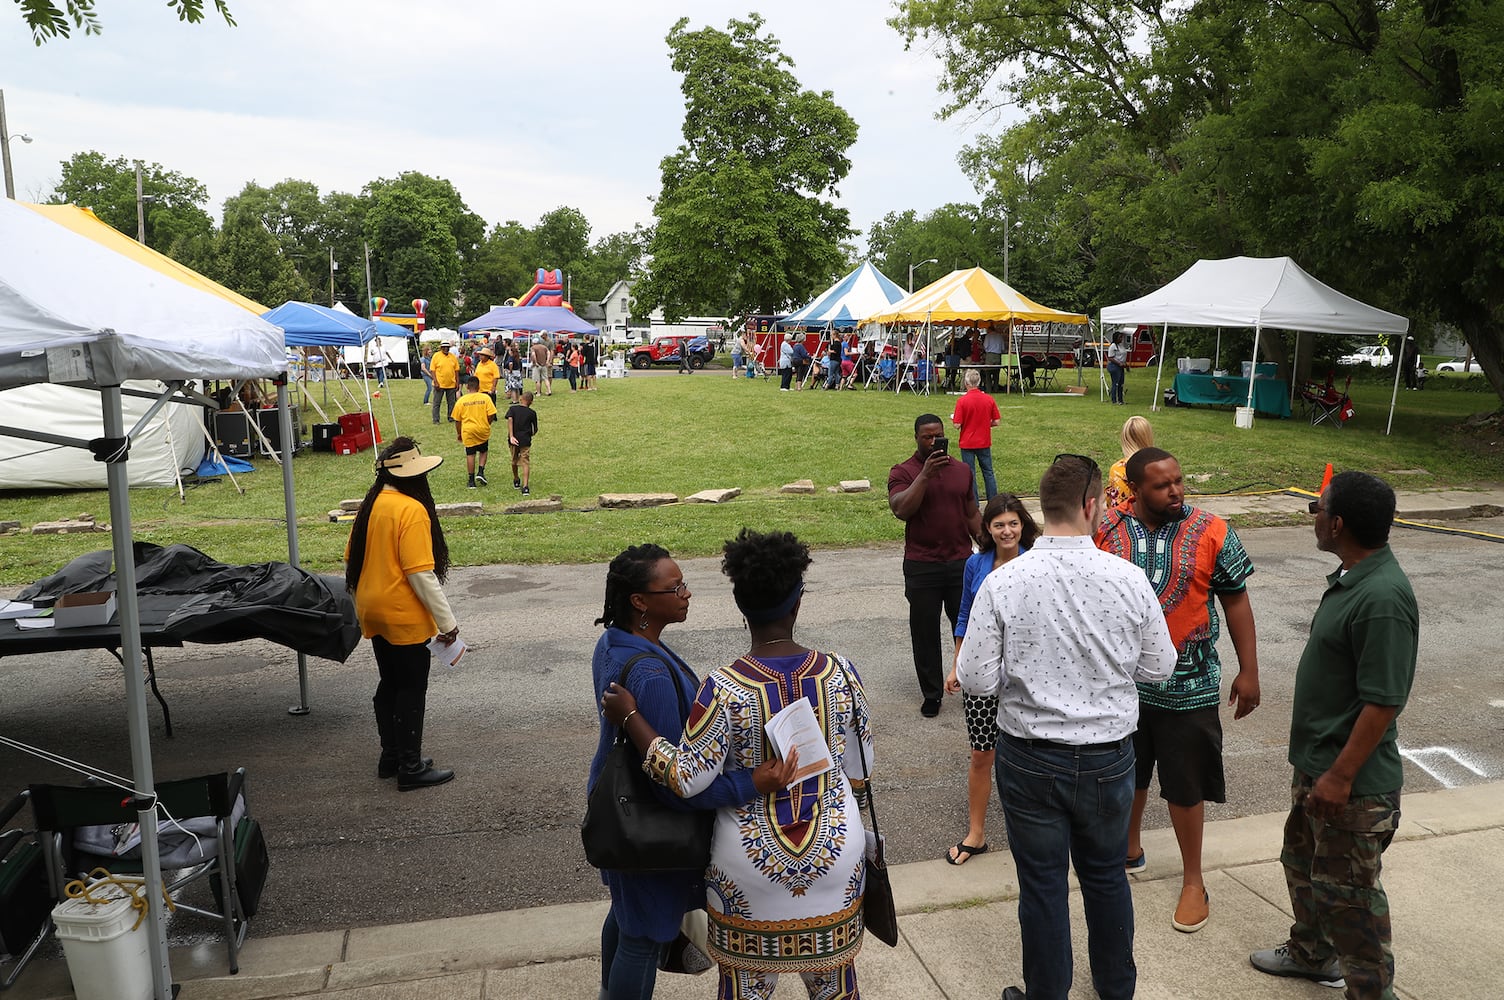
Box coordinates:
[0,369,1498,586]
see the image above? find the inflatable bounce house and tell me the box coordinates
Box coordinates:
[507,269,566,308]
[371,297,429,332]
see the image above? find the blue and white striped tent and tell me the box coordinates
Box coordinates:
[778,261,906,330]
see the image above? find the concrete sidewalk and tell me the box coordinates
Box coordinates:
[12,782,1502,999]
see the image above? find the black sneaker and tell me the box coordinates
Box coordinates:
[513,478,521,488]
[467,480,477,489]
[920,697,941,718]
[521,486,530,496]
[475,472,488,486]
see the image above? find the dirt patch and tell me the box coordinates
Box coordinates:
[1450,410,1504,458]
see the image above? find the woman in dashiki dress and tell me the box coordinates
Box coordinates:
[604,529,872,999]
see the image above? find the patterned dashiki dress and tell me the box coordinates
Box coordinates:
[643,650,872,977]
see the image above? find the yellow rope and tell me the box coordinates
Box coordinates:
[64,868,175,932]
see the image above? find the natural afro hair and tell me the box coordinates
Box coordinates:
[721,529,811,616]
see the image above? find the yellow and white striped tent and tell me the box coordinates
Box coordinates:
[867,266,1087,326]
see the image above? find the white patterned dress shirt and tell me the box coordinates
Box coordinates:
[956,534,1177,745]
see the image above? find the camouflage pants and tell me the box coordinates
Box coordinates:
[1281,771,1400,1000]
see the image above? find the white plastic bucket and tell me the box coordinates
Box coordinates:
[1234,406,1255,429]
[51,882,153,1000]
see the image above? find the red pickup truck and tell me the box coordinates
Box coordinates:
[629,334,716,369]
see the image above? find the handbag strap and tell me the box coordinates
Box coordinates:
[615,650,694,743]
[832,654,880,843]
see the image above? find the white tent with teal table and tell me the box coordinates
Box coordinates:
[1100,256,1410,432]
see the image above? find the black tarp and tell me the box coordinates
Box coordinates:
[19,542,360,663]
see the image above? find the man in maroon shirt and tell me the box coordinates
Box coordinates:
[889,414,984,716]
[951,369,1002,501]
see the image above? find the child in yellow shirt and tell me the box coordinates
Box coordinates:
[452,376,498,487]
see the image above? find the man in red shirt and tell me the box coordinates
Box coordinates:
[951,369,1002,500]
[889,414,984,717]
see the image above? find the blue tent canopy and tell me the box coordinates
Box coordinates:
[778,261,906,330]
[459,304,598,335]
[264,302,380,347]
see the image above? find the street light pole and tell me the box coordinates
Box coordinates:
[908,257,939,293]
[1,89,33,200]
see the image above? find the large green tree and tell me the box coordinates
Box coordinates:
[635,14,859,322]
[49,151,214,257]
[16,0,234,44]
[361,172,482,326]
[213,197,310,307]
[893,0,1504,403]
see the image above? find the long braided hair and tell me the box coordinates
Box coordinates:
[596,543,670,631]
[345,436,451,593]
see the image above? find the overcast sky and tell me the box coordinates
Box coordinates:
[2,2,1011,250]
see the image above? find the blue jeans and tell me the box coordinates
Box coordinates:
[997,733,1137,1000]
[961,447,996,500]
[421,372,433,404]
[1108,362,1125,403]
[599,906,664,1000]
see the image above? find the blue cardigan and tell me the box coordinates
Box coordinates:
[588,627,756,942]
[955,545,1030,639]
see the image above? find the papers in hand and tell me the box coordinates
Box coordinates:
[764,698,835,789]
[427,635,467,669]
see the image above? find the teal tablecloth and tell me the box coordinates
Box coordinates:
[1173,373,1291,418]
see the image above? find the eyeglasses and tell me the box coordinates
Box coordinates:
[1308,500,1328,515]
[643,582,690,598]
[1054,453,1100,509]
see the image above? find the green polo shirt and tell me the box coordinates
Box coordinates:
[1289,546,1418,795]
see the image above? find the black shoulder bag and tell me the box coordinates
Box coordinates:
[581,653,713,872]
[834,655,899,947]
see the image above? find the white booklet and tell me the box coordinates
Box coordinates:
[427,635,467,669]
[0,600,38,620]
[763,698,834,789]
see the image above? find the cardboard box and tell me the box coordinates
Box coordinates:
[54,592,118,629]
[1064,385,1088,395]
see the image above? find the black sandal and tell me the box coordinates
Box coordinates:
[945,841,989,865]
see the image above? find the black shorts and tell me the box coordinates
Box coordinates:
[464,442,489,456]
[1133,704,1225,806]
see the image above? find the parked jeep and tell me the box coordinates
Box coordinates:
[629,334,716,370]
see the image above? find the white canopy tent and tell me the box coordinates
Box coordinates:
[0,197,289,999]
[1100,256,1410,432]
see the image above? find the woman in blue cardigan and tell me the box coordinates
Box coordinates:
[589,544,795,1000]
[942,493,1039,865]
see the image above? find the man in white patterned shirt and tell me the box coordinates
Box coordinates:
[957,453,1176,1000]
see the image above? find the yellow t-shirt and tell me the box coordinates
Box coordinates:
[474,359,501,393]
[344,488,438,645]
[431,350,460,389]
[452,390,497,446]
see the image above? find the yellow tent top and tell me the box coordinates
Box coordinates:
[23,203,269,316]
[868,266,1088,326]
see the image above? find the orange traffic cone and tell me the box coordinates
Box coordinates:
[1318,463,1333,495]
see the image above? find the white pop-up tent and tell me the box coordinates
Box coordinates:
[1100,256,1410,431]
[0,196,289,999]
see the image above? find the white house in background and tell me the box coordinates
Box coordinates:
[596,280,727,345]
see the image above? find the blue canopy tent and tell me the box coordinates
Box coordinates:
[459,304,598,335]
[778,261,906,331]
[262,302,398,436]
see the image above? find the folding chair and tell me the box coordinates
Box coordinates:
[1039,356,1062,390]
[1300,374,1353,429]
[29,769,259,975]
[0,791,51,991]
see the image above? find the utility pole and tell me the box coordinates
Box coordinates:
[329,247,337,307]
[0,89,23,200]
[363,242,373,318]
[1003,209,1010,285]
[136,164,146,243]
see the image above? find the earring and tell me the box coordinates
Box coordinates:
[639,616,649,631]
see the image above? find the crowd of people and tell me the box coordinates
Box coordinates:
[340,394,1417,999]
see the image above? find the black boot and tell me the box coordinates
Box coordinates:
[393,690,453,791]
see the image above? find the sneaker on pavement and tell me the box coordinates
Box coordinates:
[920,697,941,718]
[1249,945,1345,988]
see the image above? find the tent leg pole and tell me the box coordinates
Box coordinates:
[276,380,313,716]
[1152,323,1169,412]
[103,385,175,1000]
[1386,338,1404,436]
[1245,325,1262,413]
[198,421,246,495]
[162,408,185,503]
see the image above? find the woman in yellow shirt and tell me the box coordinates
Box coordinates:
[473,346,501,401]
[345,438,460,790]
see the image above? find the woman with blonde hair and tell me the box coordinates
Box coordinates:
[1105,415,1154,511]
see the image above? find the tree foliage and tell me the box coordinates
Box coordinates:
[50,151,214,257]
[636,14,859,322]
[893,0,1504,403]
[16,0,235,44]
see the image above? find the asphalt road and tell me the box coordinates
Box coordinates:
[2,520,1500,938]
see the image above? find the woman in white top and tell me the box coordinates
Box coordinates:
[1106,331,1129,404]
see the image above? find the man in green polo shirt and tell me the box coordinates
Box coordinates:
[1251,472,1418,999]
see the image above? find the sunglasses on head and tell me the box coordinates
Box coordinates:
[1054,453,1100,509]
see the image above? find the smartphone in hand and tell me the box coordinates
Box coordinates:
[932,436,948,457]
